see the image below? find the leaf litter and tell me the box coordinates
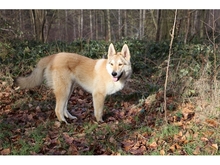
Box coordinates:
[0,73,220,155]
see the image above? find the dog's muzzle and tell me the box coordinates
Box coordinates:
[111,72,123,82]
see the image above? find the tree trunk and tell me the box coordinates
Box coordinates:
[72,10,76,39]
[65,10,68,41]
[106,9,111,41]
[95,10,98,40]
[142,10,146,38]
[161,10,169,41]
[44,10,56,42]
[200,10,205,39]
[118,9,121,39]
[80,10,83,39]
[57,10,61,40]
[139,9,143,39]
[31,10,47,42]
[18,10,23,39]
[78,10,80,39]
[124,10,127,37]
[184,10,191,44]
[156,10,162,42]
[90,10,93,39]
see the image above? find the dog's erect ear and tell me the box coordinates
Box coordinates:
[121,44,130,61]
[108,43,116,58]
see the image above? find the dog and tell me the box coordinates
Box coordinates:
[16,43,132,124]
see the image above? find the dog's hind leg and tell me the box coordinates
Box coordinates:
[64,83,77,120]
[54,92,68,124]
[53,72,73,124]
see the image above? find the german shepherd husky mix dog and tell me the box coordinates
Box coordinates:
[16,43,132,124]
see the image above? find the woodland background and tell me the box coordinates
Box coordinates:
[0,10,220,43]
[0,9,220,155]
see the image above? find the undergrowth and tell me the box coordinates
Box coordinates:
[0,39,220,155]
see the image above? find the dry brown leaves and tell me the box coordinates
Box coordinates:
[0,79,219,155]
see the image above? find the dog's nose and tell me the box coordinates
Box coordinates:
[112,72,117,77]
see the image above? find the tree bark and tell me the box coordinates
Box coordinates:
[124,10,127,37]
[31,10,47,42]
[139,9,142,39]
[65,10,68,41]
[156,10,162,42]
[90,10,93,39]
[44,10,56,42]
[118,9,121,39]
[18,10,23,39]
[200,10,206,39]
[184,10,191,44]
[80,10,83,39]
[106,9,111,41]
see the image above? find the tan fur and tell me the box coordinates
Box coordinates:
[16,43,132,124]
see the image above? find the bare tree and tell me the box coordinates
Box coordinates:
[139,9,143,39]
[80,10,83,39]
[72,10,76,39]
[18,10,23,39]
[90,10,93,39]
[105,9,111,41]
[124,10,127,37]
[2,9,220,43]
[164,9,178,124]
[199,10,206,39]
[94,10,97,40]
[44,10,57,42]
[30,10,47,42]
[184,10,191,44]
[118,9,121,39]
[204,10,220,102]
[156,10,161,42]
[142,10,146,38]
[65,10,68,41]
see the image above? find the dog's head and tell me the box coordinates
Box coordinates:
[106,43,131,82]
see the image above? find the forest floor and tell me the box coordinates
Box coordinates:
[0,65,220,155]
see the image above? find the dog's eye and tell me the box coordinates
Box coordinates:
[119,63,123,66]
[110,63,113,66]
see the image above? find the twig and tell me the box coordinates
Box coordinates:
[164,9,178,124]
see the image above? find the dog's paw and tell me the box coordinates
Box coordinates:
[64,110,77,120]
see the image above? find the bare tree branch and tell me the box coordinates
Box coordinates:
[164,9,178,124]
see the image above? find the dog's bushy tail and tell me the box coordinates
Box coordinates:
[16,55,53,89]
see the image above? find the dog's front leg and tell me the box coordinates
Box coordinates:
[92,91,106,122]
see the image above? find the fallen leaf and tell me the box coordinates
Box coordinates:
[173,121,183,126]
[193,146,201,155]
[204,144,217,155]
[1,148,10,155]
[122,140,135,151]
[54,121,61,128]
[205,119,218,127]
[169,143,182,152]
[149,141,157,149]
[201,137,209,142]
[63,132,74,145]
[68,144,78,155]
[203,131,214,137]
[109,136,117,144]
[130,145,146,155]
[169,145,175,152]
[78,89,84,96]
[211,144,218,150]
[178,131,183,137]
[160,149,165,155]
[36,106,41,111]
